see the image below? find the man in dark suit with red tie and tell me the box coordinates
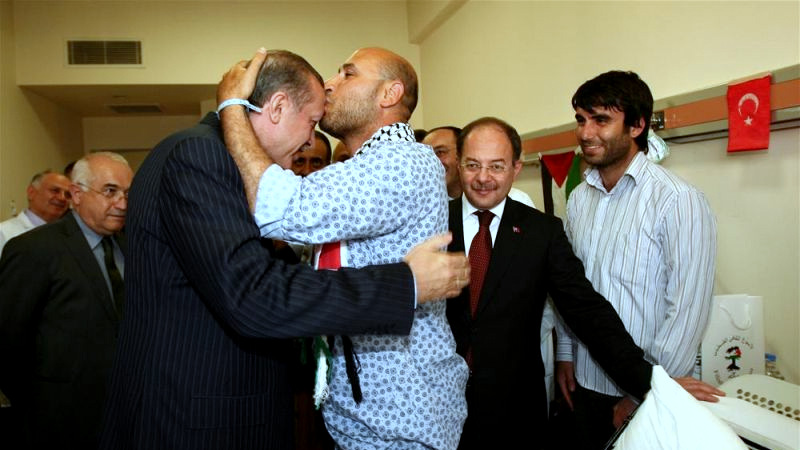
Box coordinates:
[446,117,655,449]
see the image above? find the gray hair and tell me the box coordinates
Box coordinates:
[71,152,130,188]
[30,169,55,188]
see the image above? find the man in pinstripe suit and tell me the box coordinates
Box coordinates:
[101,49,468,450]
[555,71,719,448]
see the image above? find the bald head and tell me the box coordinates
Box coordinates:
[361,47,418,119]
[322,47,419,148]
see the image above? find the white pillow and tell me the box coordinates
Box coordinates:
[614,366,746,449]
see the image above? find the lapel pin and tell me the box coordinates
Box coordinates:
[512,226,521,234]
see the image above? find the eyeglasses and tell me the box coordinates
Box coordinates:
[78,183,129,201]
[461,162,508,174]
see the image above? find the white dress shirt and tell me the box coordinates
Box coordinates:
[461,196,507,253]
[0,209,43,257]
[556,151,717,397]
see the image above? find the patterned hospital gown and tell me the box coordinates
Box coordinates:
[253,123,468,449]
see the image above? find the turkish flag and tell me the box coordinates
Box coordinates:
[727,74,771,152]
[541,151,575,187]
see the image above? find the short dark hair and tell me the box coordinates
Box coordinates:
[249,50,324,110]
[572,70,653,151]
[426,126,462,140]
[314,130,332,160]
[414,129,427,142]
[63,161,76,178]
[457,117,521,162]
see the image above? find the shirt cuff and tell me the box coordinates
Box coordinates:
[253,164,301,238]
[411,271,418,309]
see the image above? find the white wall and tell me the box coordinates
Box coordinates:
[10,0,427,183]
[12,0,425,128]
[83,115,199,171]
[419,1,799,130]
[417,0,800,381]
[1,0,84,221]
[664,129,800,383]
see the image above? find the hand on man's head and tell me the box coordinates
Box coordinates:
[217,48,267,105]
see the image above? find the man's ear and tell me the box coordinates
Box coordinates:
[512,159,523,180]
[26,184,36,202]
[630,117,646,139]
[265,91,290,124]
[378,80,404,109]
[69,184,83,207]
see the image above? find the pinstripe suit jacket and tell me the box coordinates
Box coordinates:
[101,114,415,450]
[446,198,652,449]
[0,212,123,448]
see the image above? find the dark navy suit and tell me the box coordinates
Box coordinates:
[101,114,415,449]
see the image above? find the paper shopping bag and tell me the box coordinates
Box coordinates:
[701,294,765,386]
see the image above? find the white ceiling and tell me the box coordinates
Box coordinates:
[22,83,216,117]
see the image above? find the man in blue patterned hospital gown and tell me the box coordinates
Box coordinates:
[219,47,468,449]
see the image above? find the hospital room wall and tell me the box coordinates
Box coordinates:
[1,1,84,219]
[3,0,423,218]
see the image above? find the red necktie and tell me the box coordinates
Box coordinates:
[466,210,493,369]
[468,210,494,318]
[315,241,363,403]
[318,242,341,270]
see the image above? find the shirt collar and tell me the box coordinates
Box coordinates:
[584,150,648,193]
[461,195,507,223]
[23,209,47,227]
[72,210,104,250]
[355,122,415,155]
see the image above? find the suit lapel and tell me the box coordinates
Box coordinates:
[116,231,127,258]
[448,199,465,253]
[447,199,470,323]
[476,199,524,317]
[61,214,120,323]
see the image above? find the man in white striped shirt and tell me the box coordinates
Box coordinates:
[555,71,719,448]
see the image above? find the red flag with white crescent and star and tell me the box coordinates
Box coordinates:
[727,74,771,152]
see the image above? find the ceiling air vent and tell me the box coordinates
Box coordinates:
[68,40,142,65]
[107,104,162,114]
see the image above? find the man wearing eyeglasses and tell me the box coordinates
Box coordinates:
[446,117,663,449]
[0,152,132,448]
[0,170,71,256]
[423,125,536,208]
